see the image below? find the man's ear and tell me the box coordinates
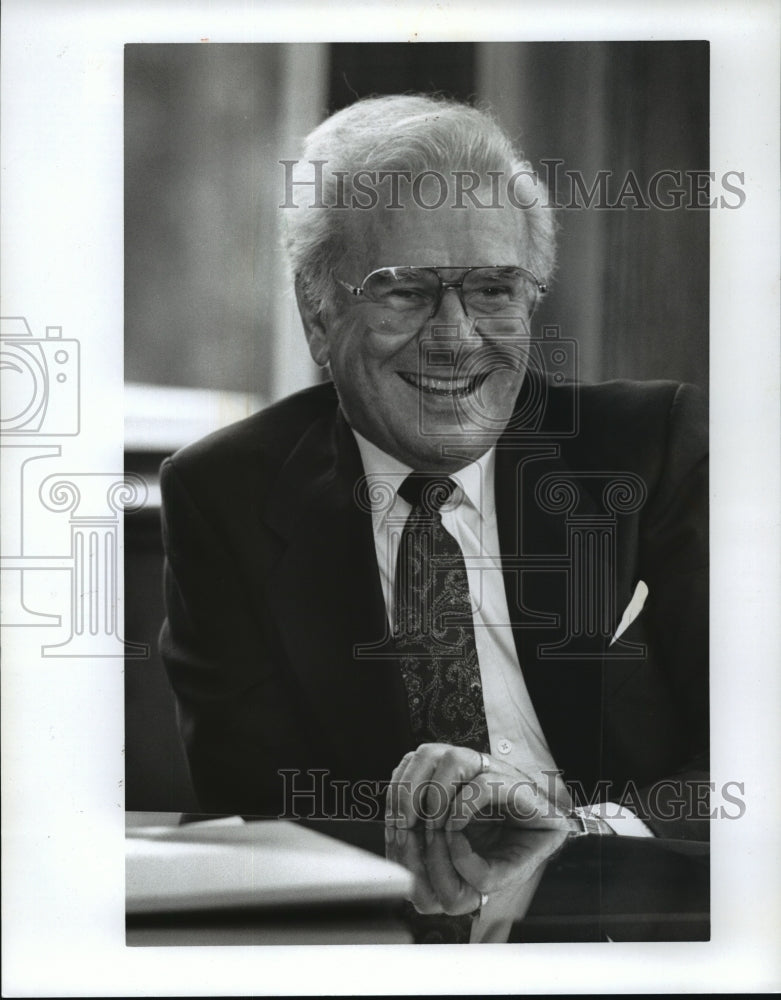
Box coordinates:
[295,277,330,367]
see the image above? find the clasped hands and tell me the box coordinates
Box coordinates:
[384,742,573,918]
[385,741,573,833]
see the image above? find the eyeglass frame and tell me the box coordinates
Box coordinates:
[336,264,548,321]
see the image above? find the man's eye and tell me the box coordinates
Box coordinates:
[378,286,429,305]
[473,285,512,298]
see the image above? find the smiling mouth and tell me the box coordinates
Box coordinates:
[397,371,487,397]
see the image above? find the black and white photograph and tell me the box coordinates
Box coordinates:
[125,40,713,946]
[2,2,780,996]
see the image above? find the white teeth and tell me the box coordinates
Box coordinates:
[399,372,479,396]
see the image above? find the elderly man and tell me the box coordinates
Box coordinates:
[159,95,708,843]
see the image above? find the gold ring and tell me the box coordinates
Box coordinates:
[480,892,489,907]
[479,752,491,773]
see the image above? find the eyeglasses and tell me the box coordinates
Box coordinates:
[336,265,547,330]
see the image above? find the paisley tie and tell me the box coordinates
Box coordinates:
[394,473,490,752]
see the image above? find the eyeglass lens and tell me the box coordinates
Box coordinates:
[362,267,538,318]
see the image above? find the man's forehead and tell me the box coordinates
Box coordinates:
[344,194,528,273]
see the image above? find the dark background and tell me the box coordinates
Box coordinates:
[125,41,709,811]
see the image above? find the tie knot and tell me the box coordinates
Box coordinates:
[398,473,457,514]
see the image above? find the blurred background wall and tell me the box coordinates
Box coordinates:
[125,40,708,399]
[124,41,709,811]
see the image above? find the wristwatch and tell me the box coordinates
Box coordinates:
[569,806,613,836]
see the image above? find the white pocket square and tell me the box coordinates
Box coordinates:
[610,580,648,646]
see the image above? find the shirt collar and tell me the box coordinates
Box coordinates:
[351,427,496,522]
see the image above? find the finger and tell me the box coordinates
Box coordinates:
[392,826,441,914]
[446,828,493,891]
[390,748,419,783]
[394,744,442,828]
[448,772,558,830]
[446,772,531,830]
[425,829,481,915]
[445,776,496,831]
[425,746,484,830]
[385,750,417,825]
[386,751,415,825]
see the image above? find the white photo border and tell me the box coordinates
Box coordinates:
[2,1,780,995]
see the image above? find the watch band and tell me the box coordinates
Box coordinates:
[569,806,605,837]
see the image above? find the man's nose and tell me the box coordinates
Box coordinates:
[430,286,474,338]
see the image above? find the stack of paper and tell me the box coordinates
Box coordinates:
[126,816,413,915]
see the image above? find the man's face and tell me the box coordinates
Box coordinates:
[306,195,535,472]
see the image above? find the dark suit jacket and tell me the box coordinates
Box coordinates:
[159,375,708,837]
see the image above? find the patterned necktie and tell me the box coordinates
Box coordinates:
[394,473,490,752]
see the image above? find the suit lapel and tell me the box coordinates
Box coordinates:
[264,408,413,783]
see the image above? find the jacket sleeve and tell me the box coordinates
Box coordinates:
[635,382,710,839]
[158,455,311,816]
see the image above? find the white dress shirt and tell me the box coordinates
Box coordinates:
[352,428,572,811]
[352,428,653,840]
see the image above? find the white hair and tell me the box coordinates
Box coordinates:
[283,94,557,315]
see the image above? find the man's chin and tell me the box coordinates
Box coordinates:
[417,401,514,447]
[403,428,503,472]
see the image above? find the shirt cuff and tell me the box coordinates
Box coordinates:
[583,801,655,838]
